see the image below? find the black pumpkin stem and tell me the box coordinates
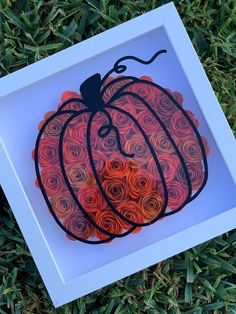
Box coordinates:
[80,73,105,111]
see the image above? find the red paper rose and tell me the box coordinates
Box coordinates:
[152,90,178,122]
[125,134,150,164]
[108,108,135,135]
[150,131,177,154]
[65,164,94,189]
[156,153,180,183]
[77,185,106,213]
[86,150,106,175]
[102,75,131,106]
[126,81,157,112]
[63,212,94,240]
[180,135,202,163]
[102,178,128,204]
[40,166,65,197]
[170,110,199,138]
[58,90,85,111]
[176,162,204,190]
[37,137,59,167]
[160,180,188,210]
[137,108,161,135]
[172,91,183,105]
[51,192,77,219]
[62,137,86,164]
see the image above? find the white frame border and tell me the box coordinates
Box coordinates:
[0,2,236,307]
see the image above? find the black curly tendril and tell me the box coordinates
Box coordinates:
[35,49,208,244]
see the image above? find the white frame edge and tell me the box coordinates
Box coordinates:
[0,2,236,307]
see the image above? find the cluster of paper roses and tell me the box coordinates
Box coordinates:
[33,75,210,242]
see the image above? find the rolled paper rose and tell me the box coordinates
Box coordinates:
[137,106,161,135]
[40,166,65,197]
[94,210,123,240]
[51,192,77,219]
[58,91,85,111]
[185,110,200,128]
[37,111,55,131]
[160,180,188,210]
[68,118,96,145]
[146,158,162,182]
[102,178,128,204]
[96,129,124,155]
[126,81,157,112]
[116,201,144,233]
[127,158,140,172]
[63,212,94,240]
[152,90,178,122]
[169,110,199,138]
[104,153,130,178]
[42,113,70,138]
[176,162,204,191]
[92,110,110,130]
[62,137,86,164]
[87,150,106,175]
[44,111,56,120]
[35,178,39,188]
[127,169,155,199]
[172,91,184,105]
[150,153,180,183]
[107,108,135,135]
[139,75,153,82]
[150,131,177,155]
[65,164,94,190]
[180,135,202,163]
[139,191,163,221]
[37,138,59,167]
[102,75,131,106]
[125,134,151,164]
[77,186,106,213]
[61,90,82,103]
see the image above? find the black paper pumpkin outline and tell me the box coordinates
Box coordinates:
[34,49,208,244]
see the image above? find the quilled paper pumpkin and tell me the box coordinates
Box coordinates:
[33,50,210,244]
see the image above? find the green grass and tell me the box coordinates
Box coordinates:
[0,0,236,313]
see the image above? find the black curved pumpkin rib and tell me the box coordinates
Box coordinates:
[35,110,112,244]
[60,111,136,238]
[101,76,136,97]
[97,110,134,158]
[58,97,85,112]
[104,75,208,208]
[87,111,138,233]
[108,90,192,217]
[88,106,169,227]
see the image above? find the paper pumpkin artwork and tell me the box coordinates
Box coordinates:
[32,50,210,244]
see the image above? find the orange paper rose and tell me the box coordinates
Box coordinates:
[116,201,144,233]
[127,169,155,199]
[94,210,122,240]
[139,192,163,221]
